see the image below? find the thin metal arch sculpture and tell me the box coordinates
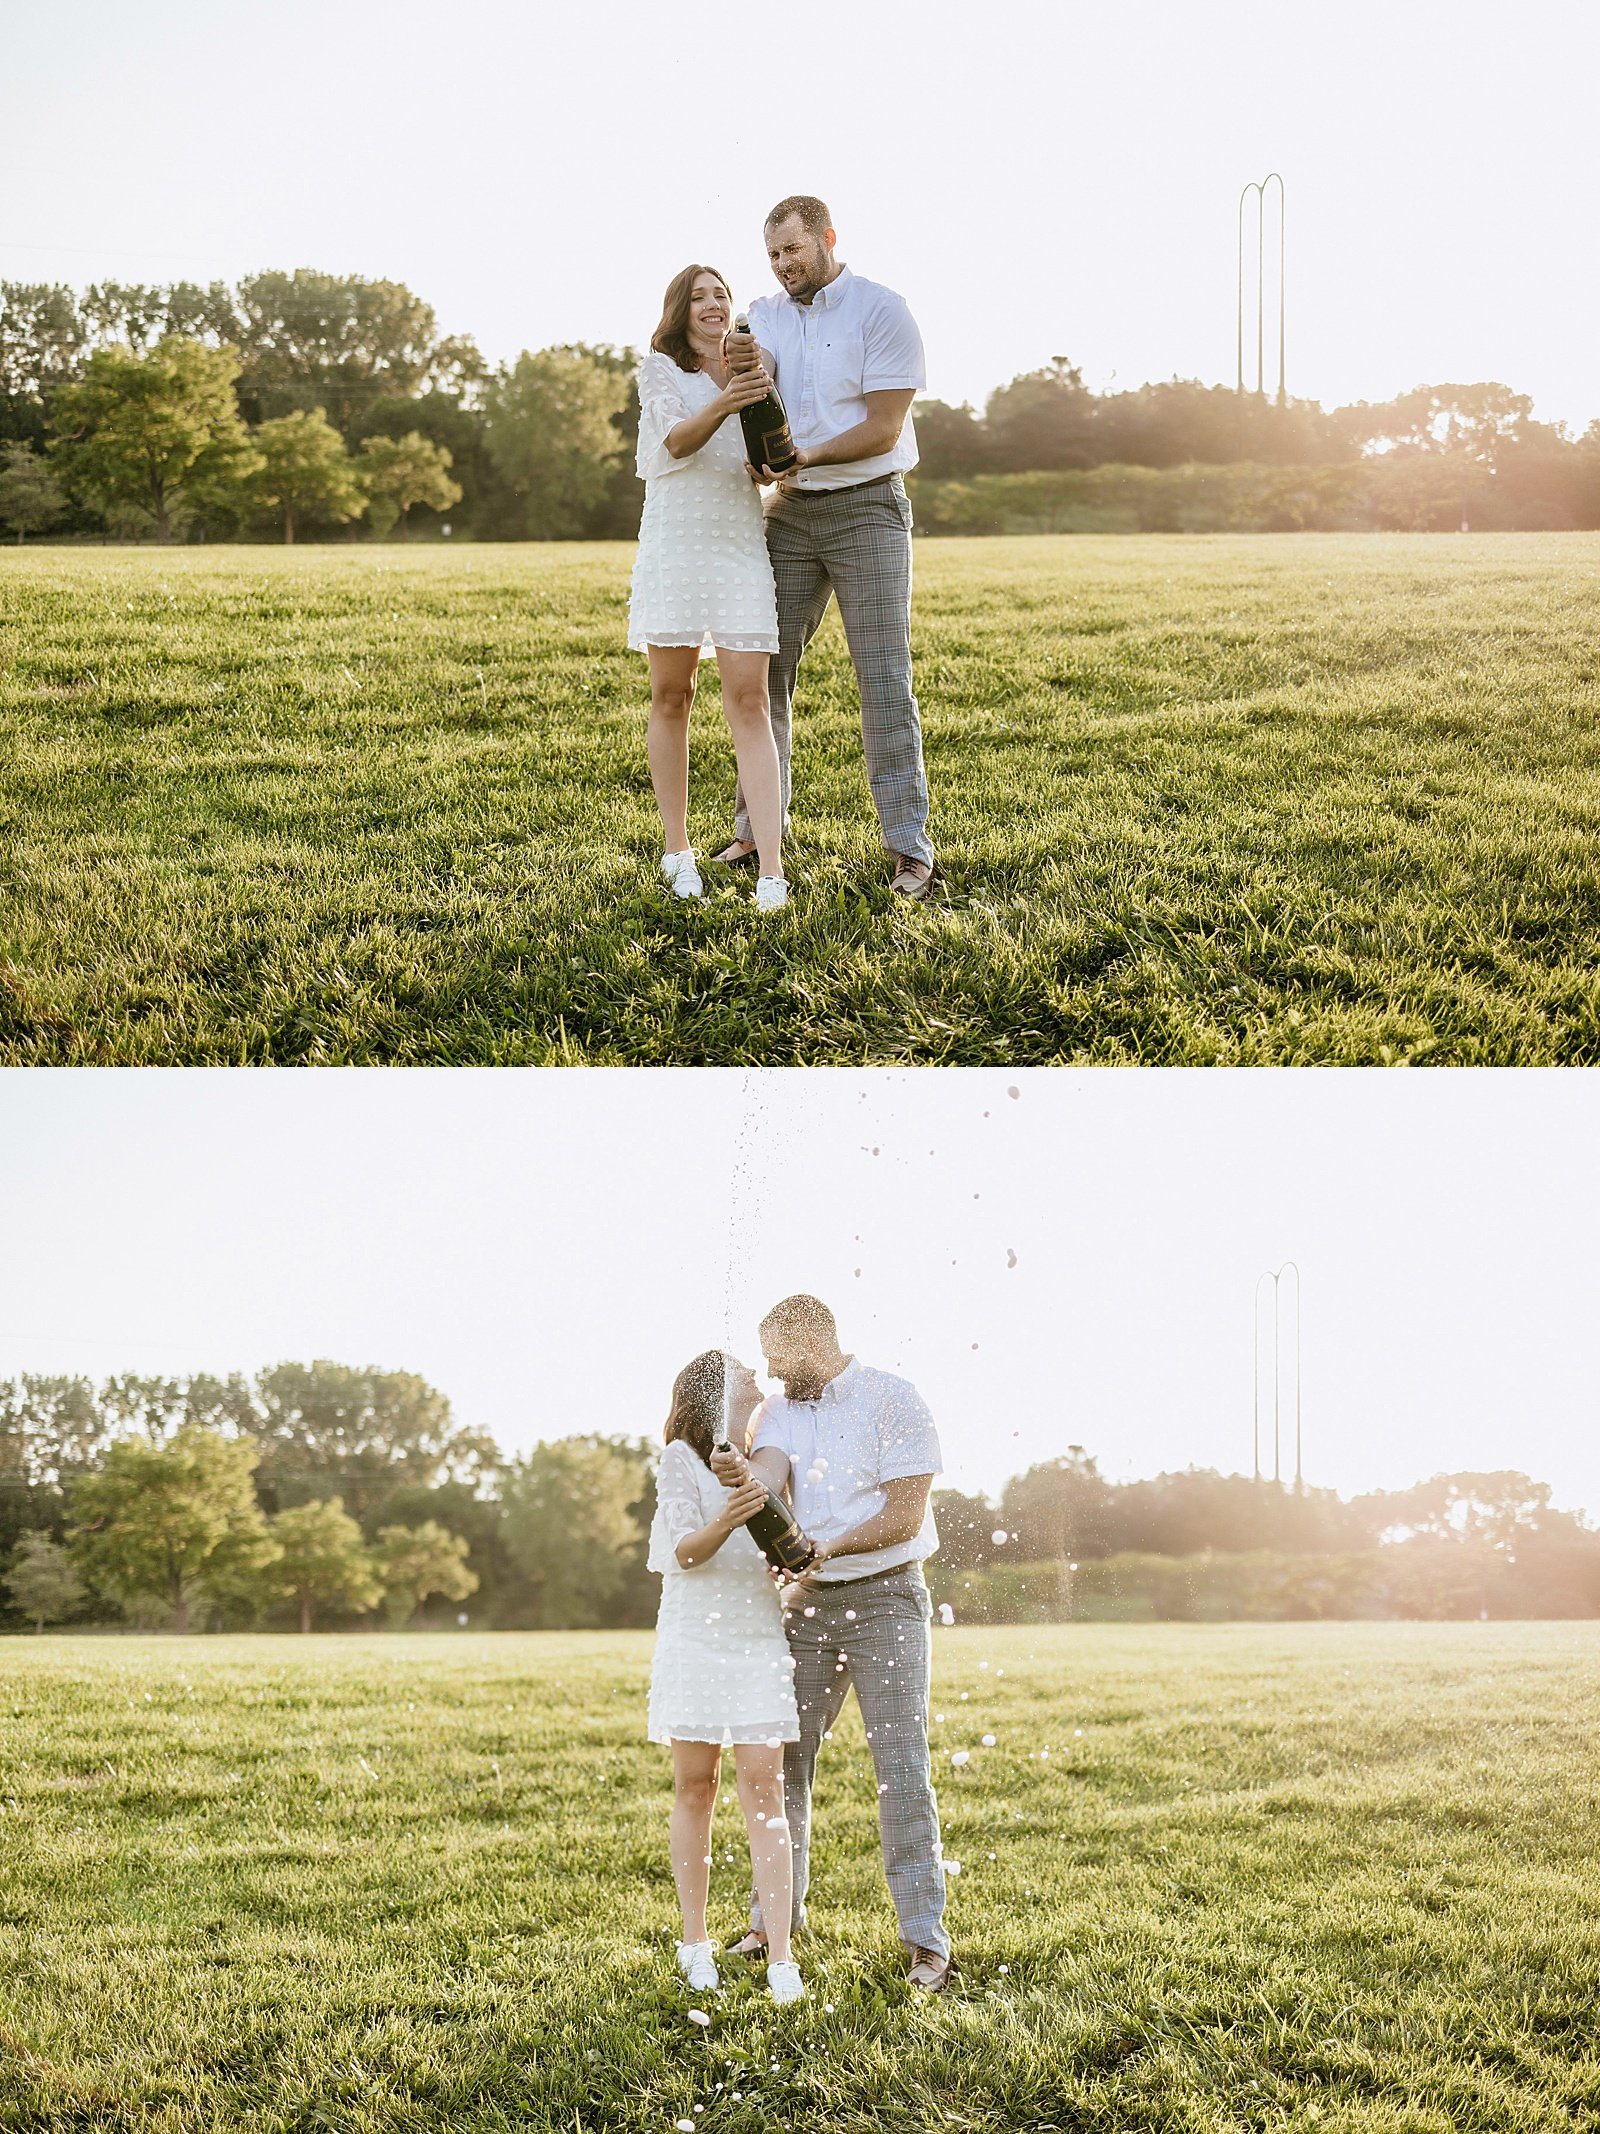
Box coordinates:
[1253,1260,1302,1486]
[1237,173,1286,403]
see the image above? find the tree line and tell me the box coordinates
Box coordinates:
[4,1365,1595,1632]
[1,271,1596,543]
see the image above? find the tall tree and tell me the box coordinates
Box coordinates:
[999,1447,1112,1562]
[247,1361,497,1515]
[3,1531,86,1631]
[269,1497,382,1631]
[249,409,366,542]
[0,1376,114,1493]
[356,431,461,538]
[0,441,66,541]
[985,357,1099,472]
[0,283,87,428]
[500,1435,653,1628]
[483,346,631,538]
[232,270,483,434]
[49,337,260,541]
[68,1426,278,1632]
[373,1520,477,1627]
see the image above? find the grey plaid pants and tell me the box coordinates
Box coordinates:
[733,476,934,869]
[749,1563,949,1960]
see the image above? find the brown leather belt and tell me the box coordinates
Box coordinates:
[776,472,901,500]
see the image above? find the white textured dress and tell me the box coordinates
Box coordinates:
[627,352,780,656]
[647,1437,799,1746]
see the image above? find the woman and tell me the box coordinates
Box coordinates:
[629,266,789,911]
[648,1349,805,2004]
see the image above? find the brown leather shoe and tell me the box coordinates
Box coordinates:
[906,1945,952,1991]
[890,855,934,900]
[709,838,760,868]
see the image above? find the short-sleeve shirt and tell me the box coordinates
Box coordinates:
[746,267,926,493]
[751,1355,941,1581]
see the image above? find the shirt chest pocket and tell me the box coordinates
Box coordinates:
[813,325,866,406]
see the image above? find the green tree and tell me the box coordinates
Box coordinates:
[269,1497,382,1631]
[911,399,993,481]
[247,1361,497,1517]
[0,441,66,541]
[985,357,1099,472]
[3,1531,86,1631]
[249,408,366,543]
[356,431,461,538]
[373,1520,477,1627]
[500,1434,652,1628]
[483,345,631,538]
[49,336,260,541]
[68,1426,278,1632]
[233,270,483,434]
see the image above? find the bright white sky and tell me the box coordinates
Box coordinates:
[2,1070,1595,1522]
[3,1,1598,430]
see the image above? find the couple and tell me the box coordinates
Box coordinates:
[646,1294,953,2005]
[627,195,936,911]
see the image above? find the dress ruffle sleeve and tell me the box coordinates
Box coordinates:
[635,352,696,480]
[647,1439,711,1573]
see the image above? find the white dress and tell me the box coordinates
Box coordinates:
[627,352,780,656]
[647,1437,799,1746]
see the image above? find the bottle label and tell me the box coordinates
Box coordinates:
[760,420,797,469]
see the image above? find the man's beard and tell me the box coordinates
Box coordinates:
[783,249,830,303]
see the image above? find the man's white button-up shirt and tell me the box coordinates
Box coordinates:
[746,266,926,493]
[752,1355,942,1581]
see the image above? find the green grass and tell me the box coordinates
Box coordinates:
[2,535,1599,1063]
[2,1624,1597,2131]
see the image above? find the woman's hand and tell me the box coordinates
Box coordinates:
[720,1476,768,1530]
[717,365,774,415]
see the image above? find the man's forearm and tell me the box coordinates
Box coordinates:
[801,415,904,469]
[822,1504,923,1561]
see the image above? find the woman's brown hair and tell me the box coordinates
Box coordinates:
[664,1348,732,1466]
[652,264,731,375]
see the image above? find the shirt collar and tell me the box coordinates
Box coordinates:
[812,265,852,312]
[783,265,851,316]
[818,1355,860,1403]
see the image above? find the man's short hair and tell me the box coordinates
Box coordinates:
[764,195,833,239]
[760,1293,838,1346]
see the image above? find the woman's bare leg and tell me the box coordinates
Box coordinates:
[733,1744,792,1963]
[715,651,784,880]
[669,1740,722,1944]
[647,646,700,853]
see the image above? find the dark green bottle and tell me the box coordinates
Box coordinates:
[729,312,799,476]
[713,1418,817,1572]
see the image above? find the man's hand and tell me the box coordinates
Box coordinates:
[744,447,809,486]
[710,1445,750,1487]
[723,330,761,375]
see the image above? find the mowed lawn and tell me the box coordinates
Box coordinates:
[2,535,1599,1064]
[1,1625,1596,2132]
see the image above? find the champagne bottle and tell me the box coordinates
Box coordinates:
[714,1418,817,1573]
[728,313,799,476]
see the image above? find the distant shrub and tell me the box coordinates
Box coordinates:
[908,460,1586,537]
[928,1543,1600,1624]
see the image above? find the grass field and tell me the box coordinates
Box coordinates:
[2,1624,1597,2132]
[2,536,1598,1064]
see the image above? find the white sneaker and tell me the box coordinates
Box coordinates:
[766,1958,805,2005]
[661,850,704,900]
[676,1940,720,1992]
[754,875,789,913]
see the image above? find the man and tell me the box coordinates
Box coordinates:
[712,196,935,899]
[709,1293,953,1990]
